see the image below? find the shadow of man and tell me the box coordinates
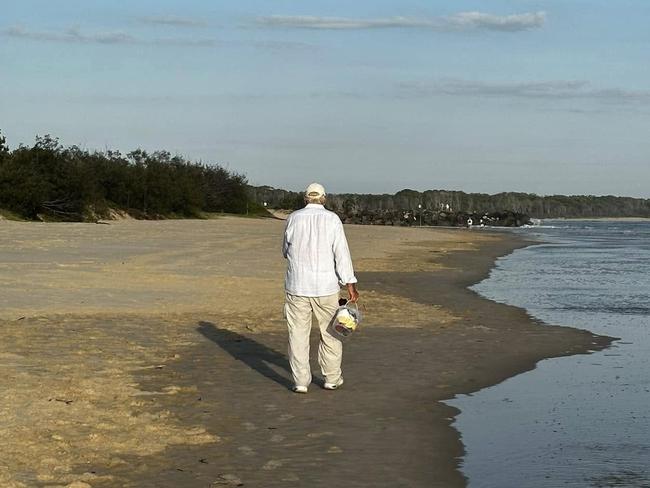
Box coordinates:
[197,321,293,389]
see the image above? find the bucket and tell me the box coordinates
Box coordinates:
[330,300,363,341]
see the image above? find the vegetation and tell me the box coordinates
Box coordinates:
[0,132,251,221]
[2,129,647,225]
[249,186,650,224]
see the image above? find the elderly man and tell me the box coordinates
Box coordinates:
[282,183,359,394]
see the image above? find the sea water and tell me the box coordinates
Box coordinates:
[446,220,650,488]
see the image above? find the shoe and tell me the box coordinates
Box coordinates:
[292,385,308,394]
[323,377,344,390]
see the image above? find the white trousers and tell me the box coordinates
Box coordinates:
[284,292,342,388]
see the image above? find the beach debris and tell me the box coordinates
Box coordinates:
[49,398,74,405]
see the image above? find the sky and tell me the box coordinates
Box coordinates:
[1,0,649,197]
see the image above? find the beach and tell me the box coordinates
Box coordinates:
[0,217,612,487]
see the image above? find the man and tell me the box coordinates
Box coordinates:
[282,183,359,394]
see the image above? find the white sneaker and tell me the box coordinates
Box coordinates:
[324,377,344,390]
[292,385,308,394]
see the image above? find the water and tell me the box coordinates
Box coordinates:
[446,220,650,488]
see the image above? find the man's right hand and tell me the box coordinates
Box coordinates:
[346,283,359,303]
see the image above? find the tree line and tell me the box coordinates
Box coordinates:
[0,132,252,221]
[248,186,650,220]
[2,130,647,223]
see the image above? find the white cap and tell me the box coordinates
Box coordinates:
[305,182,326,197]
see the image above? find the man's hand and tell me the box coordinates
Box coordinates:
[346,283,359,303]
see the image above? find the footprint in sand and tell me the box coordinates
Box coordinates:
[307,432,333,439]
[242,422,257,431]
[212,473,243,486]
[238,446,255,456]
[262,459,284,470]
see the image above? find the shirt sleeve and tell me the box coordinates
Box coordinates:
[332,218,357,285]
[282,219,290,259]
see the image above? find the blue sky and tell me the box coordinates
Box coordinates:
[1,0,649,197]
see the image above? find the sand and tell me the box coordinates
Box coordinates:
[0,217,611,487]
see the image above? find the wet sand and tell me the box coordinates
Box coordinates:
[0,218,612,487]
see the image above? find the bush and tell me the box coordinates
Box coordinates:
[0,131,252,221]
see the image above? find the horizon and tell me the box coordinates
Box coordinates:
[253,183,650,201]
[2,132,647,201]
[3,1,649,198]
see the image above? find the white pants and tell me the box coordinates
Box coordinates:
[284,292,342,388]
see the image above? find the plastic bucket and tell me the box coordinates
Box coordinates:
[330,301,362,341]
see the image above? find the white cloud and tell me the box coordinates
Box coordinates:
[447,11,546,32]
[257,11,546,32]
[398,79,650,103]
[138,16,208,28]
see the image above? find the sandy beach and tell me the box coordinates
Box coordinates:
[0,217,612,487]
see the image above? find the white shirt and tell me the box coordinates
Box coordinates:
[282,204,357,297]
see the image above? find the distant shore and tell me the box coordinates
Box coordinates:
[549,217,650,221]
[0,218,612,486]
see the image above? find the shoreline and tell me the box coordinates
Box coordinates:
[99,230,613,487]
[358,231,615,486]
[0,221,614,486]
[543,217,650,222]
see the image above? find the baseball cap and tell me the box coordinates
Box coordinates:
[305,182,326,197]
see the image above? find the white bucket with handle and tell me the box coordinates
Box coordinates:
[330,300,362,341]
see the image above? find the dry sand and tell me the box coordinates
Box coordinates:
[0,217,610,487]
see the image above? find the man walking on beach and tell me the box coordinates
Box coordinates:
[282,183,359,394]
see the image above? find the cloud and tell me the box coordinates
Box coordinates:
[2,25,315,51]
[138,16,208,28]
[3,25,217,46]
[256,11,546,32]
[397,79,650,103]
[5,25,136,44]
[447,11,546,32]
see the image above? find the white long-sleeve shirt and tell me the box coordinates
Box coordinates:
[282,204,357,297]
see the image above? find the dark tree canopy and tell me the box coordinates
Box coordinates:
[249,185,650,225]
[0,132,252,221]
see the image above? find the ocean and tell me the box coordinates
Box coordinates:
[446,220,650,488]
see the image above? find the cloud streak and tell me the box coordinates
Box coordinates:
[257,11,546,32]
[2,25,314,50]
[138,16,208,28]
[398,79,650,103]
[5,25,138,44]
